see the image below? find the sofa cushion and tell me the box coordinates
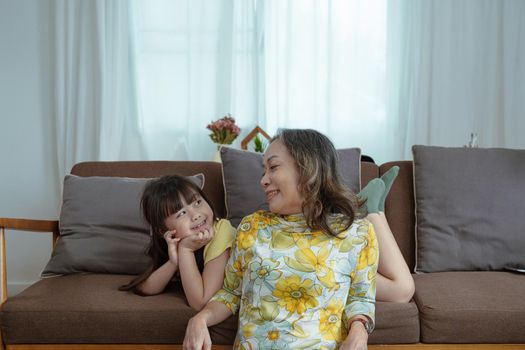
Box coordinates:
[412,145,525,272]
[221,147,361,227]
[0,274,237,344]
[41,174,204,277]
[0,274,419,345]
[413,271,525,343]
[368,301,420,344]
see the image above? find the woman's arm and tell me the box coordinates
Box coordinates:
[343,222,378,348]
[339,316,369,350]
[178,247,229,311]
[183,301,233,350]
[137,259,178,295]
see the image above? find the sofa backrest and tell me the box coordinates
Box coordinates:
[70,161,227,219]
[71,160,416,271]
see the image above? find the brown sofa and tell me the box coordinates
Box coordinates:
[0,160,524,350]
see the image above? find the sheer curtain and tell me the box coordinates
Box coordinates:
[53,0,136,179]
[131,0,261,161]
[53,0,525,172]
[132,0,391,162]
[389,0,525,159]
[263,0,392,162]
[53,0,391,165]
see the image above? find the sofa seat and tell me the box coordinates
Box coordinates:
[0,274,238,344]
[369,301,420,344]
[413,271,525,343]
[0,273,420,345]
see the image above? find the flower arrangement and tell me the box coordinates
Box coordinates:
[206,114,241,146]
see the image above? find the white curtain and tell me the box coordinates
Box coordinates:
[262,0,392,162]
[132,0,391,162]
[53,0,136,179]
[131,0,261,161]
[53,0,525,171]
[389,0,525,159]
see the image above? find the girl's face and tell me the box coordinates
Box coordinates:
[163,194,214,239]
[260,140,304,215]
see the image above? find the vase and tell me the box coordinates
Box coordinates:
[213,145,223,163]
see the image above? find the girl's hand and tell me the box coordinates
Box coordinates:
[339,320,368,350]
[163,230,181,265]
[179,227,215,252]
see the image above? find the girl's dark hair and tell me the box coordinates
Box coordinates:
[119,175,217,294]
[271,129,365,236]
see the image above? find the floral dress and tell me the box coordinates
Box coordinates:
[211,210,378,350]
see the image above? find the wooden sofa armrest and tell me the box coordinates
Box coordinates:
[0,218,59,305]
[0,218,59,233]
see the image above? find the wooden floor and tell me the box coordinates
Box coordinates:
[4,344,525,350]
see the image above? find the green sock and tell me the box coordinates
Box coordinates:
[358,178,385,214]
[379,166,399,212]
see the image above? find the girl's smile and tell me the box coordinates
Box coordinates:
[164,194,214,239]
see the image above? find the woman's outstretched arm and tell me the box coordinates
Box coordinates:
[183,301,233,350]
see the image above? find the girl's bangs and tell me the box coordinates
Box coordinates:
[160,182,199,218]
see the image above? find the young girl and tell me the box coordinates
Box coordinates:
[184,129,379,350]
[120,175,236,311]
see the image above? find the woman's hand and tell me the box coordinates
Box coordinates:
[163,230,180,265]
[179,228,215,252]
[183,314,212,350]
[339,320,368,350]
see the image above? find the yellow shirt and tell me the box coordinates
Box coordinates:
[203,219,236,264]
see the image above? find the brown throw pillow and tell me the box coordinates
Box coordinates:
[41,174,204,277]
[413,145,525,272]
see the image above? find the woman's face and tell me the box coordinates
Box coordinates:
[260,140,304,215]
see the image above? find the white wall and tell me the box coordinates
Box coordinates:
[0,0,58,295]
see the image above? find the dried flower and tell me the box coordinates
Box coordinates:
[206,114,241,145]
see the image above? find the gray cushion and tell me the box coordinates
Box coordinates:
[41,174,204,277]
[220,147,361,228]
[412,145,525,272]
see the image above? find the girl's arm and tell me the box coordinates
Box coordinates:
[178,246,229,311]
[137,259,178,295]
[137,231,180,295]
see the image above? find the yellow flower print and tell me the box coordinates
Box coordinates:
[272,275,322,314]
[284,246,338,289]
[237,222,257,250]
[267,329,280,341]
[233,254,244,278]
[250,258,282,283]
[241,323,256,338]
[357,227,378,270]
[224,267,241,290]
[319,298,344,341]
[310,233,330,248]
[257,212,280,228]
